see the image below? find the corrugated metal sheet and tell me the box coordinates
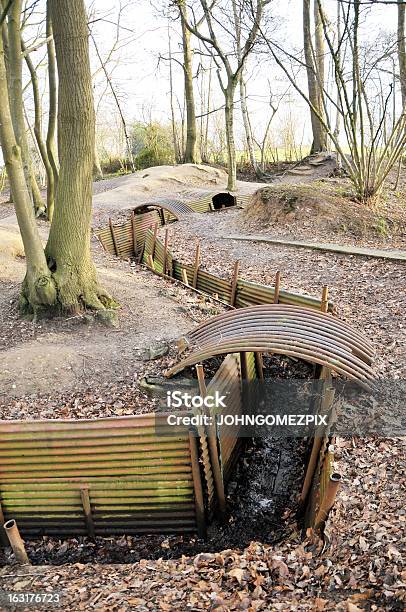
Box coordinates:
[206,354,244,485]
[133,200,194,219]
[165,304,376,388]
[236,278,333,313]
[0,415,201,537]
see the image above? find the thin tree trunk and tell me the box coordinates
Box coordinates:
[314,0,327,150]
[168,23,181,163]
[23,42,55,220]
[179,0,197,163]
[398,0,406,109]
[225,81,237,191]
[46,6,59,189]
[0,27,56,312]
[303,0,326,153]
[239,74,259,174]
[46,0,117,312]
[93,140,103,179]
[7,0,45,214]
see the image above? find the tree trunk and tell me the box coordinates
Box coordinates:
[303,0,326,153]
[7,0,45,214]
[46,5,59,191]
[93,140,103,179]
[46,0,117,313]
[398,0,406,109]
[239,73,259,175]
[23,42,55,221]
[314,0,327,150]
[179,0,197,163]
[224,81,237,191]
[0,27,56,313]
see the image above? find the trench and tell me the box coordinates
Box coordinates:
[0,355,311,567]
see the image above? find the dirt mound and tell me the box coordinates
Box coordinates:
[91,163,230,227]
[239,182,403,242]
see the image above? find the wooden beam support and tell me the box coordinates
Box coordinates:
[274,270,281,304]
[109,218,119,257]
[230,260,240,306]
[192,241,201,288]
[80,487,95,538]
[188,432,207,539]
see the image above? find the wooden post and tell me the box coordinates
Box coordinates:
[147,254,155,270]
[131,211,138,256]
[4,520,30,564]
[188,432,207,538]
[254,352,264,380]
[196,364,226,518]
[192,241,201,288]
[181,268,189,285]
[151,222,159,261]
[274,270,281,304]
[109,218,119,256]
[163,228,169,276]
[230,260,240,306]
[321,285,329,313]
[80,487,95,538]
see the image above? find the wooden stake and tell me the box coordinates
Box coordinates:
[192,241,201,288]
[230,260,240,306]
[321,285,329,313]
[254,352,264,380]
[188,432,207,538]
[151,222,159,260]
[163,228,169,276]
[109,218,119,257]
[80,487,95,538]
[131,211,138,256]
[148,254,155,270]
[181,268,189,285]
[274,270,281,304]
[196,364,226,518]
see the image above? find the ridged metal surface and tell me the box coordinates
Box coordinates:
[165,304,376,388]
[133,199,195,219]
[206,354,243,485]
[0,415,199,537]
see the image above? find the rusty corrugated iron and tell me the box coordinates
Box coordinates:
[0,414,206,537]
[165,304,376,388]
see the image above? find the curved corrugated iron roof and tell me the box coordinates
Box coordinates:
[165,304,376,388]
[133,199,195,219]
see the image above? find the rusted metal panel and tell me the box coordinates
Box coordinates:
[206,354,244,485]
[165,304,376,388]
[0,414,204,537]
[133,199,194,220]
[236,279,333,313]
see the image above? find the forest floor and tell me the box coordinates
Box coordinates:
[0,161,404,611]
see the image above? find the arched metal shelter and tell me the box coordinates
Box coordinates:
[165,304,376,388]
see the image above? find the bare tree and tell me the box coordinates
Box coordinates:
[263,0,406,205]
[303,0,327,152]
[178,0,271,191]
[178,0,198,162]
[398,0,406,107]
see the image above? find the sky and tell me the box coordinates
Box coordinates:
[1,0,402,167]
[86,0,401,150]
